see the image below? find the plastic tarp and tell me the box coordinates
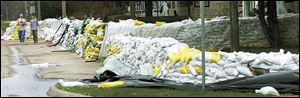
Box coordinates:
[81,70,299,93]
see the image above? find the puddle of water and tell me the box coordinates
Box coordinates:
[1,46,58,97]
[1,65,58,97]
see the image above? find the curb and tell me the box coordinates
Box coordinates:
[47,84,90,97]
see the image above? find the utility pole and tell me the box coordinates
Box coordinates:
[230,1,239,51]
[37,1,41,20]
[62,1,67,18]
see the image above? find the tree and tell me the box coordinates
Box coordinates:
[145,1,153,17]
[230,1,239,51]
[257,1,280,48]
[129,1,136,18]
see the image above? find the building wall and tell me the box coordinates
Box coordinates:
[190,1,299,20]
[191,1,232,20]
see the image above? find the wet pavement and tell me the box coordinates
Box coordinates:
[1,46,58,97]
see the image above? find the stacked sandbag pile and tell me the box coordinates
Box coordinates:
[97,34,299,84]
[74,19,105,61]
[1,21,32,40]
[99,19,183,57]
[58,19,84,50]
[37,18,60,40]
[49,18,70,44]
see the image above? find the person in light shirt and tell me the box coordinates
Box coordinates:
[17,13,27,45]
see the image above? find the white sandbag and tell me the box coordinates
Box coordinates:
[58,79,85,87]
[224,67,239,76]
[236,65,253,76]
[31,63,59,68]
[224,63,239,68]
[214,70,227,79]
[255,86,280,96]
[216,60,226,67]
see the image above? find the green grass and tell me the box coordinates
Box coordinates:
[55,83,285,97]
[1,21,10,32]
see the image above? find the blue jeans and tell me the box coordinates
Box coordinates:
[18,30,26,42]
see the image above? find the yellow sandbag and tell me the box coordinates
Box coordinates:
[179,48,194,64]
[183,55,192,65]
[180,65,190,74]
[168,52,180,65]
[208,52,221,63]
[28,34,33,39]
[195,65,202,75]
[107,45,120,56]
[133,20,145,26]
[11,25,20,40]
[98,81,125,88]
[84,56,95,61]
[152,65,161,77]
[97,25,104,32]
[190,49,201,58]
[155,21,166,26]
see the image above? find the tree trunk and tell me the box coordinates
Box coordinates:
[230,1,239,51]
[145,1,153,17]
[188,1,191,17]
[257,1,279,48]
[258,1,274,47]
[267,1,279,48]
[129,1,136,19]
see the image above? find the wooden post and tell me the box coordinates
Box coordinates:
[62,1,67,18]
[24,1,28,20]
[295,1,299,13]
[37,1,41,20]
[230,1,239,51]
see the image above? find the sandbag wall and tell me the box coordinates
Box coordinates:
[177,14,299,50]
[100,14,299,55]
[1,18,106,62]
[43,18,105,61]
[97,34,299,84]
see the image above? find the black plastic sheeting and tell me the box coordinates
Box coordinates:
[80,70,299,94]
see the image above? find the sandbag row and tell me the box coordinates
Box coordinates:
[97,34,299,84]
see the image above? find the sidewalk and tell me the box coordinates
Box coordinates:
[1,40,102,80]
